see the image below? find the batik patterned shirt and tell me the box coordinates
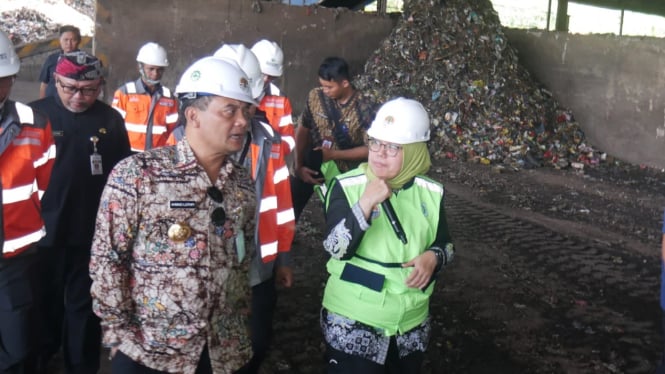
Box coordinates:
[90,138,255,374]
[300,87,377,172]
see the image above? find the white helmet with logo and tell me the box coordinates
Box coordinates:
[250,39,284,77]
[175,56,256,105]
[367,97,430,144]
[0,31,20,78]
[213,44,263,100]
[136,42,169,67]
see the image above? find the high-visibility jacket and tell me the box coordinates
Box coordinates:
[0,101,56,257]
[259,83,295,153]
[112,79,179,152]
[242,113,295,287]
[322,169,443,336]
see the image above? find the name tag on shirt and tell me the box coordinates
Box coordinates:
[170,201,196,209]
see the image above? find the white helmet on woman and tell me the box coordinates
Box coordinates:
[136,42,169,67]
[250,39,284,77]
[367,97,430,145]
[175,56,256,105]
[213,44,264,100]
[0,31,20,78]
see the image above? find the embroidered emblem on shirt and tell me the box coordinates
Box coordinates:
[323,219,352,257]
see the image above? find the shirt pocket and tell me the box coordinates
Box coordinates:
[138,318,206,355]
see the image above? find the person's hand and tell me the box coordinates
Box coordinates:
[275,266,293,288]
[358,178,391,215]
[402,251,437,289]
[319,147,336,162]
[297,166,324,185]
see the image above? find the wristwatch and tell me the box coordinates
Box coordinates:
[428,247,444,269]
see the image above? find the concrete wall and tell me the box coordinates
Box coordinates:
[91,1,665,168]
[95,0,397,111]
[505,29,665,168]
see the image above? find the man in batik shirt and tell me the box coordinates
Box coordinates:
[90,57,258,374]
[290,56,377,220]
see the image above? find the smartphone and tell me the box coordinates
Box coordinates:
[305,149,324,179]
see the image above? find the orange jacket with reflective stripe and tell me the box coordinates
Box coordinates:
[0,101,56,257]
[259,83,295,154]
[112,79,179,152]
[246,117,295,284]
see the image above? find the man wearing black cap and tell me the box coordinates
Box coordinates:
[29,51,131,374]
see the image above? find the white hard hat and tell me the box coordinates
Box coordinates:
[213,44,263,100]
[250,39,284,77]
[0,31,20,78]
[367,98,430,144]
[136,42,169,67]
[175,56,256,105]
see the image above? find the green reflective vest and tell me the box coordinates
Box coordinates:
[314,160,341,201]
[322,168,443,336]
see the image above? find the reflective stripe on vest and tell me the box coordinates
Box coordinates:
[1,101,54,256]
[249,120,295,262]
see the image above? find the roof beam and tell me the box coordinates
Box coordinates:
[571,0,665,18]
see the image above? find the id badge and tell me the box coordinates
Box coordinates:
[90,153,103,175]
[235,229,246,263]
[322,136,333,149]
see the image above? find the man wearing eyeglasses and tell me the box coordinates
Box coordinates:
[28,51,131,373]
[90,57,258,373]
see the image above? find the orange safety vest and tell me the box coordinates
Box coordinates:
[259,83,295,153]
[112,79,179,152]
[248,119,295,264]
[0,101,56,257]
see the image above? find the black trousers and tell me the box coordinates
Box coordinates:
[0,253,38,374]
[325,338,424,374]
[35,245,100,374]
[237,277,278,374]
[289,175,315,222]
[657,312,665,374]
[112,347,212,374]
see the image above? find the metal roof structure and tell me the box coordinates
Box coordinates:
[315,0,665,19]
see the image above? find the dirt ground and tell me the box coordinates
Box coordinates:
[262,158,665,374]
[55,156,662,374]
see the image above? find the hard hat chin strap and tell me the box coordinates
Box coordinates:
[139,63,161,86]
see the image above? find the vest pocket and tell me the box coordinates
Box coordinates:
[339,263,385,292]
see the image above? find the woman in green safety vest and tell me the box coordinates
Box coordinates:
[321,97,455,373]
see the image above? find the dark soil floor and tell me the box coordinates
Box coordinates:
[61,157,664,374]
[262,158,664,374]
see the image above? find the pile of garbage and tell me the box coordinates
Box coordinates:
[356,0,604,170]
[0,8,59,45]
[0,0,95,46]
[64,0,95,20]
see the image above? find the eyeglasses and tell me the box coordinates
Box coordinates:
[367,138,403,157]
[207,186,226,226]
[56,79,99,97]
